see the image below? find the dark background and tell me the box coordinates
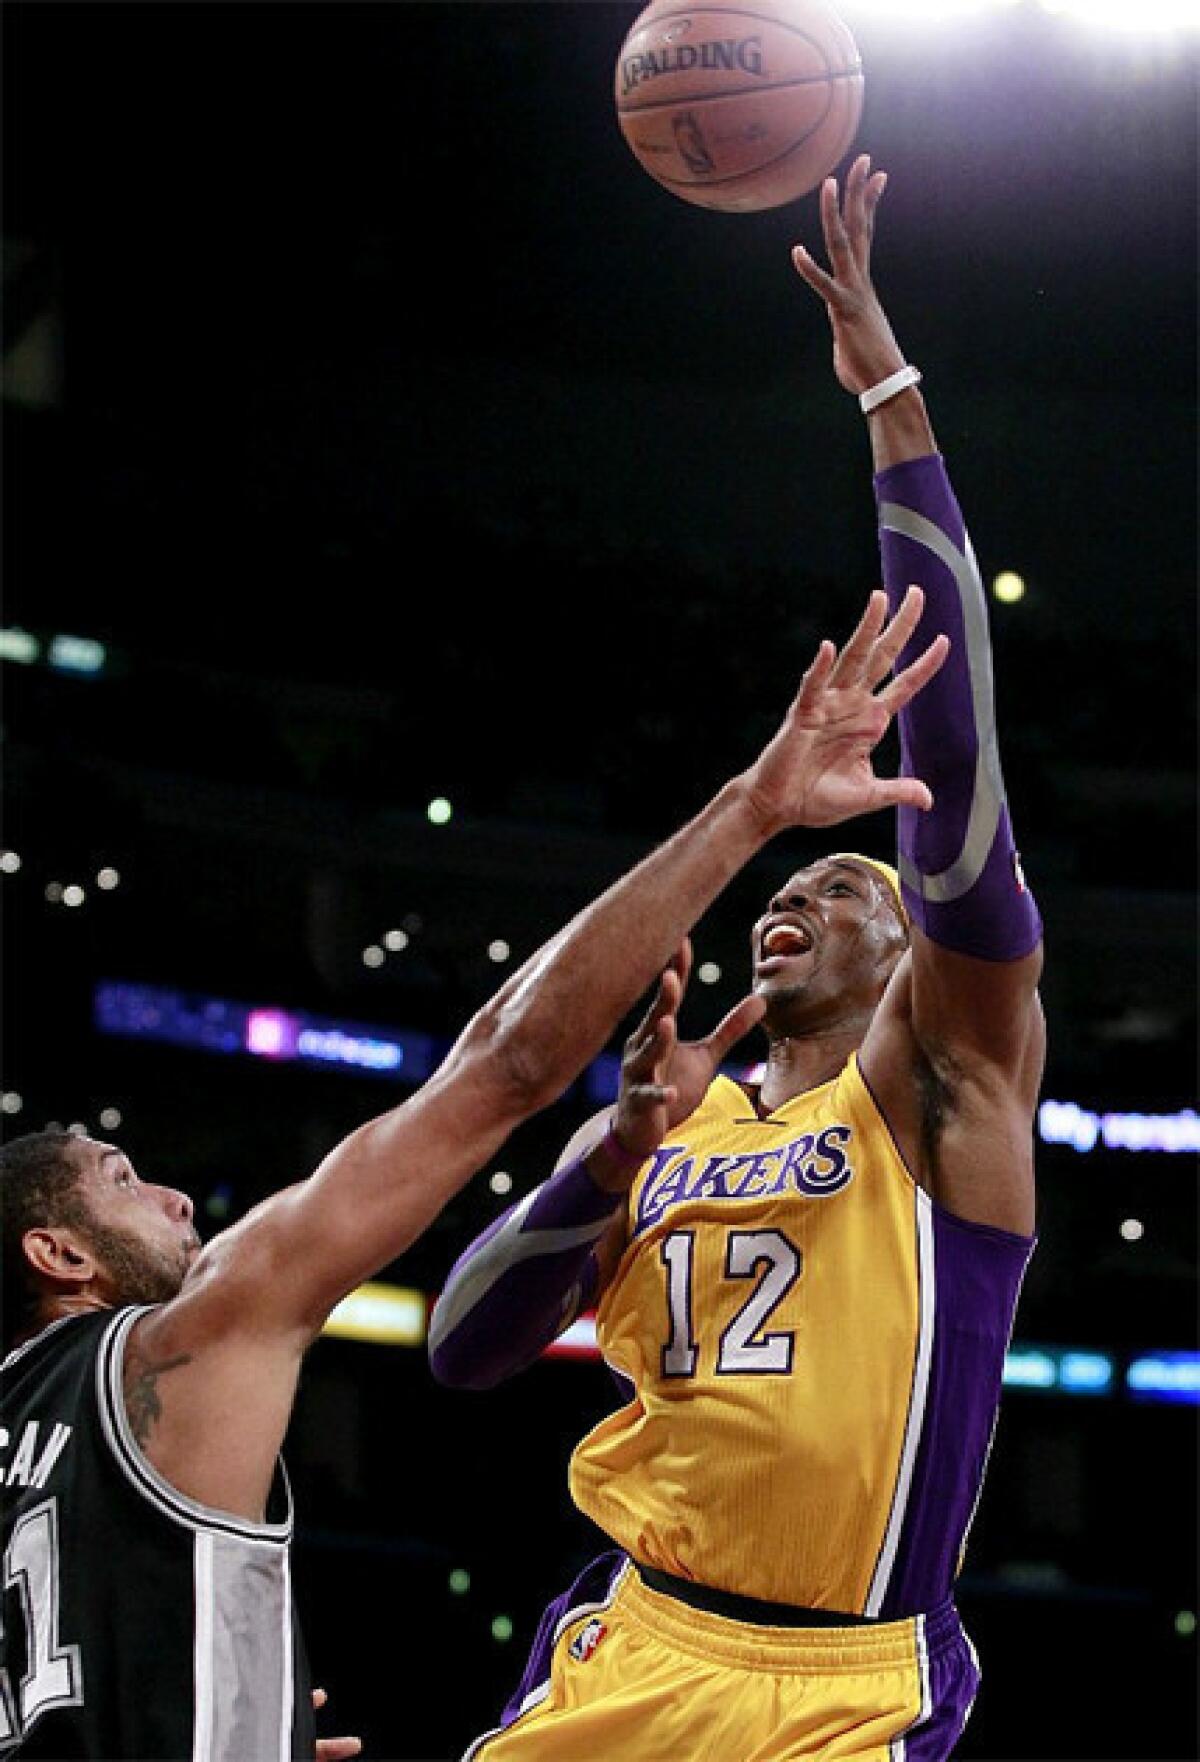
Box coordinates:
[2,2,1196,1758]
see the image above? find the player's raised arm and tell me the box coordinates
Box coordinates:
[793,155,1045,1235]
[124,593,945,1511]
[429,592,948,1391]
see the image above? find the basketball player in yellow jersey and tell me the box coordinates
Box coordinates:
[431,156,1045,1762]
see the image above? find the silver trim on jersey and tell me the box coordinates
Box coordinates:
[878,501,1009,905]
[192,1529,296,1762]
[428,1185,618,1358]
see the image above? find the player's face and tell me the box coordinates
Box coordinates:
[750,858,907,1031]
[70,1139,201,1306]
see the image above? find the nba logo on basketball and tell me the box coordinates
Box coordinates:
[569,1619,607,1662]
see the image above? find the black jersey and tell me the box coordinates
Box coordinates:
[0,1307,315,1759]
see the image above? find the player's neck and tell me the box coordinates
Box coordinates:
[758,1027,861,1109]
[37,1291,114,1336]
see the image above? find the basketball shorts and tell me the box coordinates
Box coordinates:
[461,1550,980,1761]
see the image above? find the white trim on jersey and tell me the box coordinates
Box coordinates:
[865,1188,937,1618]
[889,1611,932,1761]
[459,1559,632,1762]
[96,1307,292,1544]
[278,1548,295,1762]
[192,1532,216,1762]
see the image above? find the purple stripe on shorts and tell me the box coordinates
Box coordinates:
[499,1550,627,1728]
[879,1209,1033,1620]
[899,1601,982,1761]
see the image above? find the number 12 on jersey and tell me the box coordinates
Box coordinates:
[660,1228,801,1378]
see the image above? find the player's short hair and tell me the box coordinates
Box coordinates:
[0,1130,89,1352]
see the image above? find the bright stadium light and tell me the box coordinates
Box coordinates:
[846,0,1004,19]
[992,570,1026,604]
[844,0,1198,26]
[0,628,39,664]
[1039,0,1198,28]
[48,634,106,676]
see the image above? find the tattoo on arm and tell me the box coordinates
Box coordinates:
[124,1347,192,1447]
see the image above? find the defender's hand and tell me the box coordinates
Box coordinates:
[313,1688,362,1762]
[741,587,948,833]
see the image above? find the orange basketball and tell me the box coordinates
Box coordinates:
[614,0,864,213]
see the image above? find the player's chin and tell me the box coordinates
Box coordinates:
[753,954,809,992]
[754,973,810,1020]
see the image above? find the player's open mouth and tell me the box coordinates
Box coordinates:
[757,921,815,969]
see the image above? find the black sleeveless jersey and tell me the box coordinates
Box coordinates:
[0,1307,315,1759]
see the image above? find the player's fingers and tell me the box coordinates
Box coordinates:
[873,774,934,813]
[877,634,950,713]
[701,993,767,1066]
[863,169,887,230]
[668,937,693,995]
[831,590,889,683]
[791,243,837,300]
[844,152,871,244]
[649,965,683,1021]
[315,1740,363,1762]
[862,585,925,685]
[820,174,855,273]
[792,638,838,714]
[625,974,679,1059]
[312,1690,328,1712]
[626,1010,675,1074]
[624,1081,675,1114]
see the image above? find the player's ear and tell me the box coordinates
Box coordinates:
[22,1226,97,1286]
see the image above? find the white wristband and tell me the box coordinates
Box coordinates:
[859,365,922,414]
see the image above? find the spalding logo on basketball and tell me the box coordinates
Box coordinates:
[614,0,864,213]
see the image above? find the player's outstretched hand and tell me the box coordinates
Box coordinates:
[742,586,948,832]
[313,1688,362,1762]
[608,939,765,1170]
[791,152,906,397]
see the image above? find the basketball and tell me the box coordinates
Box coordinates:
[614,0,864,213]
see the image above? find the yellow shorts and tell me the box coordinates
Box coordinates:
[462,1552,979,1762]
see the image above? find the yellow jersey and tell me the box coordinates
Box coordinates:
[569,1056,1032,1619]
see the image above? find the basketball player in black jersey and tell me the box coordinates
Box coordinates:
[0,587,946,1761]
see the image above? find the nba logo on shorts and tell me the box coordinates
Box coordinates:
[569,1618,607,1662]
